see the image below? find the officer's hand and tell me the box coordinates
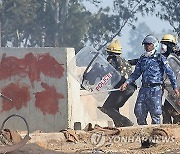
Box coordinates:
[120,83,128,91]
[174,88,180,98]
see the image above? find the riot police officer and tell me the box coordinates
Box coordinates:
[160,34,180,124]
[98,39,137,127]
[121,34,179,125]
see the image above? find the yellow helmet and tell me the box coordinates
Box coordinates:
[161,34,177,44]
[106,39,122,54]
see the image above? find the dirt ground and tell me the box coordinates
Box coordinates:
[12,140,180,154]
[4,125,180,154]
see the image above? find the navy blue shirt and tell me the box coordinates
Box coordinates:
[126,53,177,89]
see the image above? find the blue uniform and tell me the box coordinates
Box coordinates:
[126,53,177,125]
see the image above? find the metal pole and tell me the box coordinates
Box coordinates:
[80,88,121,96]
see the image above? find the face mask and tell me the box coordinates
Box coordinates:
[144,49,156,57]
[161,44,167,53]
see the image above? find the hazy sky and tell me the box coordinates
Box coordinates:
[121,15,173,51]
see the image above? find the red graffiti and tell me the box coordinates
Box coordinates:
[1,83,30,112]
[0,53,64,87]
[0,52,65,115]
[34,82,64,115]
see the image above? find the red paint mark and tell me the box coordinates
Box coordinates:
[1,83,30,112]
[0,53,26,79]
[0,53,64,87]
[34,82,64,115]
[38,54,64,78]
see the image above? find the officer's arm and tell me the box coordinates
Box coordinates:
[162,56,178,89]
[126,59,142,85]
[128,58,139,66]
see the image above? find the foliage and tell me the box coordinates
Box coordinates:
[0,0,90,48]
[127,22,152,59]
[91,0,158,51]
[0,0,179,52]
[156,0,180,38]
[0,0,40,47]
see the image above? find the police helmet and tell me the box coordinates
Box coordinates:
[106,39,122,54]
[161,34,177,45]
[142,34,159,51]
[142,34,158,45]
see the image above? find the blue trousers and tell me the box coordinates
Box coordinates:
[134,86,163,125]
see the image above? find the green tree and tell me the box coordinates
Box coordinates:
[0,0,40,47]
[156,0,180,37]
[0,0,94,50]
[91,0,158,51]
[1,0,175,52]
[127,22,152,59]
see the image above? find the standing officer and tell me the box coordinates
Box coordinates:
[98,39,137,127]
[120,34,179,125]
[160,34,180,124]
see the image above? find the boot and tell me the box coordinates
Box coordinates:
[97,106,133,127]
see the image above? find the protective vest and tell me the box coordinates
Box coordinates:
[107,55,133,80]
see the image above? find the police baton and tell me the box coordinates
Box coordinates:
[0,93,13,102]
[80,88,121,96]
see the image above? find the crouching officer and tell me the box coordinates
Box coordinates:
[98,39,137,127]
[160,34,180,124]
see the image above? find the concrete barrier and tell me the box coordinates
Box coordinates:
[0,47,160,132]
[0,47,73,132]
[0,47,114,132]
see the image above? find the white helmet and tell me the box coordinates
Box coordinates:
[142,34,159,51]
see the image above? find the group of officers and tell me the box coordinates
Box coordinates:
[97,34,180,127]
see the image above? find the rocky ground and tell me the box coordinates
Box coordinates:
[1,124,180,154]
[13,140,180,154]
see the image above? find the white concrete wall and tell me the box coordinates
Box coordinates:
[66,49,113,130]
[0,47,161,133]
[0,47,70,132]
[79,90,113,129]
[0,47,113,132]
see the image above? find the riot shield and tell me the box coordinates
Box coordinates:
[68,46,121,101]
[165,53,180,114]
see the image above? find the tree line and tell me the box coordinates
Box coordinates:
[0,0,179,52]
